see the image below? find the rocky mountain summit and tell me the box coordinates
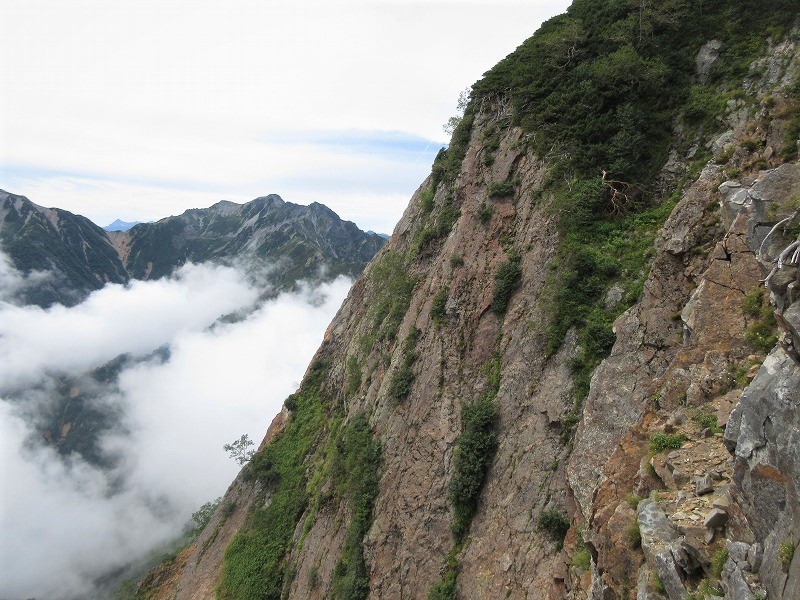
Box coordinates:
[132,2,800,599]
[0,192,385,307]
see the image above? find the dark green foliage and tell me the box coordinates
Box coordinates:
[538,509,570,543]
[626,522,642,549]
[362,251,415,348]
[420,187,435,215]
[449,399,499,541]
[388,328,420,401]
[431,287,448,326]
[491,255,522,315]
[693,411,723,433]
[191,497,222,538]
[217,363,329,600]
[432,109,476,189]
[473,0,796,185]
[649,433,687,454]
[744,319,778,352]
[477,201,493,223]
[345,356,362,398]
[410,194,462,259]
[487,179,519,198]
[779,541,795,572]
[427,548,460,600]
[742,287,778,352]
[784,116,800,160]
[330,413,382,599]
[711,548,729,578]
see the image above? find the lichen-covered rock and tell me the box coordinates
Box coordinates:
[637,501,689,600]
[725,345,800,598]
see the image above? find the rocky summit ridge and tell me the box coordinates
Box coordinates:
[0,192,385,307]
[129,2,800,599]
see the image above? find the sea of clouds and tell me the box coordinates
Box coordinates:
[0,253,351,599]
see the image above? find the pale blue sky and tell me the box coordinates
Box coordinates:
[0,0,571,233]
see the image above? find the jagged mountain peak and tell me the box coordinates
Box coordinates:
[0,190,386,307]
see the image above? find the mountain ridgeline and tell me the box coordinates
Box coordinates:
[0,191,386,307]
[98,2,800,599]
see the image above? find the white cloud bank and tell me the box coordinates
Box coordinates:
[0,257,351,600]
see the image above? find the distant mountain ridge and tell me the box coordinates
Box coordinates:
[0,190,386,307]
[103,218,141,232]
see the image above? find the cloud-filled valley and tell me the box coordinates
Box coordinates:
[0,255,351,599]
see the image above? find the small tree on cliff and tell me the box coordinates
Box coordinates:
[224,434,255,466]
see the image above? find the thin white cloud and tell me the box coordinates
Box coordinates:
[0,261,259,387]
[0,256,351,599]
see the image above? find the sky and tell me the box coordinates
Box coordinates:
[0,255,352,599]
[0,0,571,234]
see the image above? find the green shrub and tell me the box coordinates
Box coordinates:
[649,434,686,454]
[427,548,460,600]
[538,509,570,543]
[572,548,591,570]
[742,284,778,352]
[345,356,361,398]
[711,548,729,579]
[491,256,522,315]
[779,540,795,572]
[449,399,499,541]
[626,493,643,509]
[487,179,518,198]
[744,318,778,352]
[692,411,723,433]
[431,288,448,326]
[388,328,419,402]
[330,413,382,599]
[477,201,493,223]
[420,187,435,215]
[626,522,642,549]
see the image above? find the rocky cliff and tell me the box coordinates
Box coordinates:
[137,3,800,599]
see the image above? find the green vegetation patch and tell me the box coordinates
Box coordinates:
[538,509,570,545]
[487,179,519,199]
[429,358,501,597]
[431,287,448,327]
[217,362,329,600]
[649,433,687,454]
[491,253,523,315]
[779,540,795,572]
[361,251,416,350]
[742,286,778,353]
[449,398,500,540]
[388,328,420,401]
[330,413,382,599]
